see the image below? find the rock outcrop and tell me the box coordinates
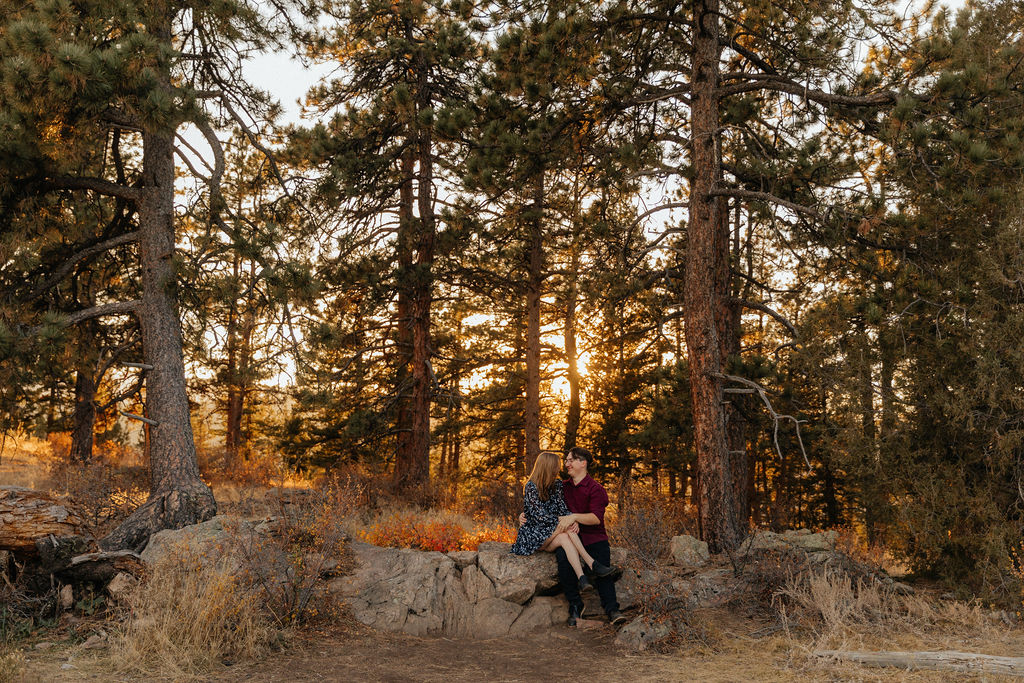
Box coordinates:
[328,541,631,638]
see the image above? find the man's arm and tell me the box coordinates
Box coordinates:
[557,512,599,531]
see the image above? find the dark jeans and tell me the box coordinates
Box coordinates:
[555,539,619,616]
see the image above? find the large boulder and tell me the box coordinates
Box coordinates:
[669,535,710,567]
[139,514,233,564]
[477,544,560,604]
[330,542,460,636]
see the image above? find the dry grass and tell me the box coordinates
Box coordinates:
[110,545,278,679]
[773,566,1024,663]
[0,645,24,683]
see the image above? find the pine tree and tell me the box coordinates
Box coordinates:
[0,0,303,548]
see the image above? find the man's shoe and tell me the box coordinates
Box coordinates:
[567,604,585,627]
[608,610,627,626]
[578,575,595,593]
[590,561,617,578]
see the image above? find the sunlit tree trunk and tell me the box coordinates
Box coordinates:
[524,174,544,472]
[686,0,740,553]
[101,12,215,549]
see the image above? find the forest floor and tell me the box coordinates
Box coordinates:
[5,440,1024,681]
[13,605,1024,682]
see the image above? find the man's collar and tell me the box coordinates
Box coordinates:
[568,473,590,487]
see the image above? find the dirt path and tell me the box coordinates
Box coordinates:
[216,626,688,683]
[18,617,1002,683]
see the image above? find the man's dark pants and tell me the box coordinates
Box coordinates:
[555,540,619,616]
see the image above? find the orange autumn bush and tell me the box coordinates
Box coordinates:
[357,512,516,552]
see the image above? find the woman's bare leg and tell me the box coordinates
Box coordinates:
[565,532,596,568]
[543,532,585,578]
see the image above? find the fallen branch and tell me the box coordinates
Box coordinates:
[813,650,1024,676]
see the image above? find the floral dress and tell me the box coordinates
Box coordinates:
[510,480,571,556]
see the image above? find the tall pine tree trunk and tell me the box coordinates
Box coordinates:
[224,251,243,466]
[70,317,99,463]
[101,18,215,549]
[394,147,416,483]
[524,175,544,472]
[405,105,435,489]
[686,0,740,553]
[718,201,748,528]
[563,244,581,452]
[69,366,97,463]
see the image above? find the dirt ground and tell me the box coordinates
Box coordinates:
[15,611,1021,683]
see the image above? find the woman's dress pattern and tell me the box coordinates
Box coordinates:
[510,480,571,556]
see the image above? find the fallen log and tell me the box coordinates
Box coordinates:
[60,550,146,585]
[0,486,89,557]
[814,649,1024,676]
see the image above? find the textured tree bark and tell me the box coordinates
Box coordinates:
[100,23,215,549]
[717,201,748,528]
[407,108,435,489]
[524,174,544,473]
[685,0,740,553]
[393,145,416,483]
[563,244,581,452]
[69,365,97,463]
[0,488,88,556]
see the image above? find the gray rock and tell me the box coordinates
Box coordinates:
[446,550,478,568]
[669,535,710,567]
[615,617,673,651]
[140,515,231,565]
[477,549,559,604]
[462,564,496,603]
[510,596,561,634]
[330,542,460,636]
[469,597,524,639]
[106,571,138,602]
[781,530,837,552]
[59,584,74,610]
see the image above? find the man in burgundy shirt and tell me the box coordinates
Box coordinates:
[553,446,624,626]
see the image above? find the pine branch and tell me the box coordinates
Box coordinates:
[59,300,140,328]
[42,176,143,202]
[25,232,140,304]
[728,296,798,338]
[709,187,820,218]
[717,73,898,107]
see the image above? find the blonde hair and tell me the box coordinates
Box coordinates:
[527,451,562,501]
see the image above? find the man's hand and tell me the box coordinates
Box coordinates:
[518,512,527,526]
[556,514,576,533]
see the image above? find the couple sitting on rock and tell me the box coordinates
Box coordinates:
[510,447,625,627]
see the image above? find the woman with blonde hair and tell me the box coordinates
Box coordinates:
[510,451,616,594]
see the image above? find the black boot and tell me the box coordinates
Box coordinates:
[589,560,617,578]
[578,574,595,593]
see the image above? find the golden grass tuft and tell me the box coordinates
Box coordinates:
[111,546,278,679]
[0,647,24,683]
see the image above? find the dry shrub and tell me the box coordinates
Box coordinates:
[228,481,359,627]
[0,648,22,683]
[112,547,277,678]
[198,445,283,488]
[354,507,516,552]
[462,478,522,525]
[775,565,1001,649]
[610,487,695,568]
[43,440,147,536]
